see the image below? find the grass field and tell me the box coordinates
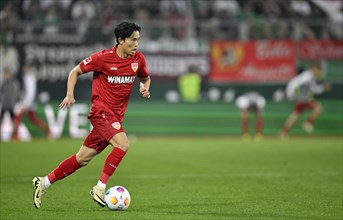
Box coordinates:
[1,136,342,220]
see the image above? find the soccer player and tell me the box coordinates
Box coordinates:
[178,65,203,102]
[0,69,20,128]
[235,91,266,140]
[32,22,151,209]
[12,63,52,140]
[279,63,330,137]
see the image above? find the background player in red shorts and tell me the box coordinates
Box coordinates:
[279,63,330,137]
[235,91,266,141]
[12,63,52,141]
[32,22,151,209]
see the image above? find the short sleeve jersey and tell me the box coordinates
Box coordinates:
[286,70,323,103]
[79,46,149,121]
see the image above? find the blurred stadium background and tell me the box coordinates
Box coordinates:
[1,0,342,140]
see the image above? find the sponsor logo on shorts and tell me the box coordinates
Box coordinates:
[112,122,121,130]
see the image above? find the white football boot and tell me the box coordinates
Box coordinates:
[32,177,47,209]
[90,185,106,207]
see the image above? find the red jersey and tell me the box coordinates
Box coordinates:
[79,46,149,121]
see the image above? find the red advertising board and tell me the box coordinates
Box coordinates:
[297,40,343,60]
[210,40,296,83]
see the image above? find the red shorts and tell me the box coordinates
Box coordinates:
[295,101,317,113]
[83,110,125,153]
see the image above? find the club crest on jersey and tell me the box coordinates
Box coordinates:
[131,63,138,72]
[112,122,121,130]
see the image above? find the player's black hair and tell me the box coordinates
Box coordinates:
[114,22,141,44]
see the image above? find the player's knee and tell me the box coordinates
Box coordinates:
[117,141,130,152]
[77,157,91,166]
[315,104,322,113]
[109,133,130,152]
[76,154,93,166]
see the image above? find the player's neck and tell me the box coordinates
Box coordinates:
[116,46,131,59]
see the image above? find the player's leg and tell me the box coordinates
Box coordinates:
[0,108,6,126]
[91,132,129,207]
[254,97,266,140]
[254,109,264,140]
[32,145,97,208]
[302,101,322,133]
[0,108,6,134]
[47,145,98,183]
[279,111,300,137]
[27,110,52,138]
[11,109,26,140]
[9,109,16,124]
[240,109,250,140]
[0,108,16,124]
[99,132,129,186]
[0,109,15,140]
[0,108,5,125]
[236,96,251,140]
[87,112,129,207]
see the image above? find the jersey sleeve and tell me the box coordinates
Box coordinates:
[310,81,325,94]
[79,51,103,73]
[22,74,36,107]
[137,54,149,78]
[286,72,311,100]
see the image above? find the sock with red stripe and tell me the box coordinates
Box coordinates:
[98,147,126,188]
[241,116,249,134]
[256,117,263,134]
[47,154,81,185]
[306,117,314,124]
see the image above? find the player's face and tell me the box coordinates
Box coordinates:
[122,31,140,57]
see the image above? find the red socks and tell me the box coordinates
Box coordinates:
[306,117,314,124]
[256,117,263,134]
[99,148,126,184]
[47,155,81,184]
[241,117,249,134]
[46,148,126,185]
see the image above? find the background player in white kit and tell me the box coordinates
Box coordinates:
[279,63,330,137]
[12,63,51,140]
[235,91,266,140]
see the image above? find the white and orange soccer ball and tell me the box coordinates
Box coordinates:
[105,186,131,210]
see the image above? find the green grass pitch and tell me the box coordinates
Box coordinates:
[1,136,342,219]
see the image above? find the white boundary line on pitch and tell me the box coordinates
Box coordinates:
[1,172,341,183]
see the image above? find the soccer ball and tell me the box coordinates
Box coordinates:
[105,186,131,210]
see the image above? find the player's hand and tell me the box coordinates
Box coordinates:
[140,83,150,99]
[59,96,75,109]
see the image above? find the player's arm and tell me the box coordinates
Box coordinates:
[285,81,297,100]
[286,74,308,100]
[139,76,151,99]
[310,81,331,94]
[21,74,36,108]
[59,65,84,109]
